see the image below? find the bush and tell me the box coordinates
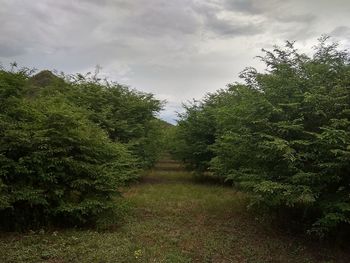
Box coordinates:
[63,74,164,168]
[172,37,350,237]
[0,68,162,230]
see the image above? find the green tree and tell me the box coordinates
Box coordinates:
[0,67,163,230]
[173,37,350,236]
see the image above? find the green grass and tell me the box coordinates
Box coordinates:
[0,160,349,262]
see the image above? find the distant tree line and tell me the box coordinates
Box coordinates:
[171,37,350,237]
[0,67,164,230]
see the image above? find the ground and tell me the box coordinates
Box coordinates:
[0,158,349,263]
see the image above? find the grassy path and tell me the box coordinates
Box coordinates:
[1,158,349,262]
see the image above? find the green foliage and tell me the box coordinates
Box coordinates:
[48,72,164,168]
[171,99,217,172]
[0,67,163,230]
[128,118,168,168]
[172,37,350,236]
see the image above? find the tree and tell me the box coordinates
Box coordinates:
[173,37,350,236]
[0,67,163,230]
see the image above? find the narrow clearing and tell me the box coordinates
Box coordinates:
[0,158,348,263]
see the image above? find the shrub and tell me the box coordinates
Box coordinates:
[173,37,350,236]
[0,68,161,230]
[63,75,164,168]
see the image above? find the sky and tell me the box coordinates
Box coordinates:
[1,0,350,123]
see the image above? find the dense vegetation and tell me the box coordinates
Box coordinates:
[3,159,349,263]
[172,37,350,237]
[0,66,163,230]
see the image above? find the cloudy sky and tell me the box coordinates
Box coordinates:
[1,0,350,123]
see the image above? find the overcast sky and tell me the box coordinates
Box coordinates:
[1,0,350,123]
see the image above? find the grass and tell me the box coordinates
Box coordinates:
[1,159,349,262]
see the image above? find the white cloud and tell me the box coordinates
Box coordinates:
[0,0,349,123]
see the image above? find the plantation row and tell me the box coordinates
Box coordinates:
[0,68,164,230]
[171,37,350,237]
